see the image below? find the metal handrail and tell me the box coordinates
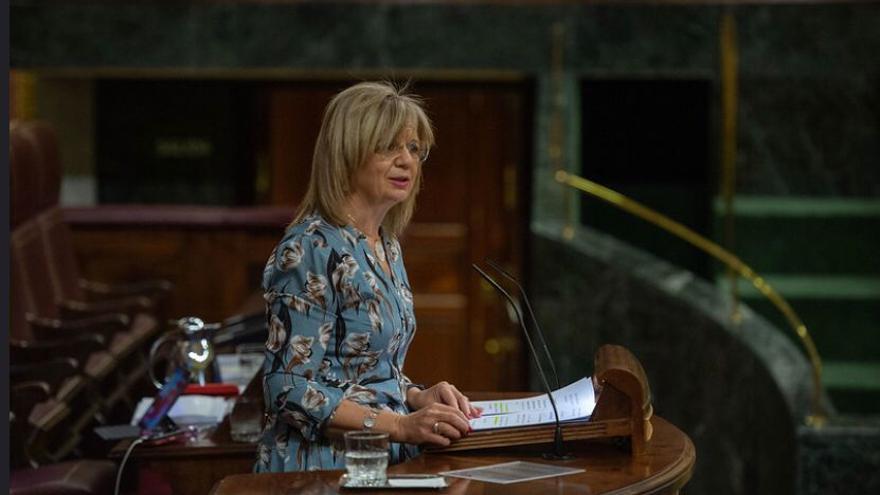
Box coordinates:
[555,170,827,426]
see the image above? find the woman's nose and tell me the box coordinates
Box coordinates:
[396,148,417,166]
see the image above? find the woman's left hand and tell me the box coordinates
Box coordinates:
[408,381,483,419]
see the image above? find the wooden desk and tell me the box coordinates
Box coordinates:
[209,415,694,495]
[110,417,257,495]
[109,362,265,493]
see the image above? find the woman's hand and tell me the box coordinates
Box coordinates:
[408,382,483,419]
[393,403,472,447]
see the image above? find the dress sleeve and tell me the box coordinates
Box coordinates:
[400,374,425,390]
[262,232,344,442]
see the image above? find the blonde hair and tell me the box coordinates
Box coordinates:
[291,81,434,237]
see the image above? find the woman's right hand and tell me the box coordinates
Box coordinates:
[393,403,472,447]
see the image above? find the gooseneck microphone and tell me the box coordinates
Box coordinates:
[472,264,573,460]
[485,259,562,391]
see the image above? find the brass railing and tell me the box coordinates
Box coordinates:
[555,170,827,426]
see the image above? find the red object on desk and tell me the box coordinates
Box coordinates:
[183,383,240,396]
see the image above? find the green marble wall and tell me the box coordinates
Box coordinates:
[11,1,880,196]
[798,418,880,495]
[531,221,823,495]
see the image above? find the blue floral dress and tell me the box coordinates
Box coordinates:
[255,214,422,472]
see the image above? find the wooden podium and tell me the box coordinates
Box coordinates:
[431,344,654,455]
[210,344,693,495]
[210,415,693,494]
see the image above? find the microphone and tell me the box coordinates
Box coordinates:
[472,263,573,460]
[485,259,561,391]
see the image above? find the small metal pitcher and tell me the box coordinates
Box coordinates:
[148,316,221,389]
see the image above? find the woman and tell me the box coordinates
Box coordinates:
[256,81,481,473]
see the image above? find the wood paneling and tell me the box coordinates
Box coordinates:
[67,207,292,323]
[267,83,342,205]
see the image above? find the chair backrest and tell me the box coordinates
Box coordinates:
[10,122,67,320]
[38,208,87,304]
[9,249,37,342]
[19,121,87,304]
[25,121,62,209]
[9,380,72,468]
[11,221,63,321]
[9,382,48,469]
[11,122,51,336]
[9,121,42,229]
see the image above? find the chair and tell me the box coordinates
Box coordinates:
[10,381,116,495]
[22,121,172,355]
[10,380,71,468]
[9,462,117,495]
[11,220,150,393]
[9,121,153,422]
[11,123,135,447]
[10,358,103,459]
[10,240,134,411]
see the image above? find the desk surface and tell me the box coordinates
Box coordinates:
[210,415,694,495]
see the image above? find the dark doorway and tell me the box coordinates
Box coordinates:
[579,78,713,278]
[95,80,262,205]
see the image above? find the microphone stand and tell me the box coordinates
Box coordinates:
[473,264,574,460]
[485,259,562,391]
[484,260,572,460]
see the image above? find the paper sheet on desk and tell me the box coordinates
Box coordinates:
[468,377,595,431]
[440,461,584,484]
[131,395,232,427]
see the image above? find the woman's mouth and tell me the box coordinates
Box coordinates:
[389,177,410,189]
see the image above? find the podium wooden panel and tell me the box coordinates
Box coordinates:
[429,345,654,455]
[210,415,694,495]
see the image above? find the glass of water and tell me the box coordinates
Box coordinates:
[229,397,263,443]
[344,431,389,487]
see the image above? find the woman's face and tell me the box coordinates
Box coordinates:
[349,126,422,214]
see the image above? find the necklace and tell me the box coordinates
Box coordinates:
[346,212,390,277]
[345,213,380,244]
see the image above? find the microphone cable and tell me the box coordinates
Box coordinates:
[114,436,146,495]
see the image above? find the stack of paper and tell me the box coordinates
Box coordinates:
[130,395,233,427]
[468,377,595,431]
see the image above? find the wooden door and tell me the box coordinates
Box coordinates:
[267,81,531,392]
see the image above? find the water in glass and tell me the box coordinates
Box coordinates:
[345,450,388,484]
[344,431,389,486]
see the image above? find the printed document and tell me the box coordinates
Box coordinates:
[468,377,595,431]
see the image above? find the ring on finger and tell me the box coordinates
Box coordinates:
[432,421,441,435]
